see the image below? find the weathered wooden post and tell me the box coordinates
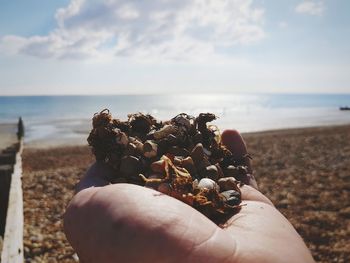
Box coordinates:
[0,119,24,263]
[17,117,24,140]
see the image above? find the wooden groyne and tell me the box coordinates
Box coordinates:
[0,120,24,263]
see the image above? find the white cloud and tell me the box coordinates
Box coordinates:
[278,21,288,29]
[295,1,325,16]
[0,0,265,61]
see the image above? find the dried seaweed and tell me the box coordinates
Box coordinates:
[88,109,251,225]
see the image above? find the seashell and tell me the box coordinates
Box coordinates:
[221,190,241,206]
[225,165,239,177]
[173,156,182,165]
[175,116,191,129]
[129,137,144,154]
[168,146,189,157]
[192,179,199,189]
[203,148,212,156]
[225,165,248,181]
[215,164,224,178]
[115,131,128,146]
[218,177,240,192]
[124,142,137,155]
[195,158,211,171]
[153,125,177,140]
[143,140,158,158]
[181,156,196,175]
[167,134,178,145]
[146,129,156,140]
[191,143,204,163]
[193,132,202,144]
[197,178,220,192]
[202,165,219,180]
[150,159,165,173]
[120,155,141,175]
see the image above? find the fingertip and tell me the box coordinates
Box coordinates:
[221,129,247,157]
[239,185,273,206]
[221,129,255,187]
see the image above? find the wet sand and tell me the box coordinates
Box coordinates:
[20,125,350,262]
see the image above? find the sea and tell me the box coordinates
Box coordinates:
[0,93,349,144]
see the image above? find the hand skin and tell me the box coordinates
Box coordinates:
[64,130,315,263]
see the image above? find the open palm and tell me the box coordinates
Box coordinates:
[64,130,314,263]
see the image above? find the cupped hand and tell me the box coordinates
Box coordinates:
[64,130,315,263]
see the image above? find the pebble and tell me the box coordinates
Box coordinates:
[197,178,220,191]
[202,165,219,180]
[143,140,158,158]
[218,177,240,192]
[181,156,196,175]
[150,159,165,173]
[221,190,241,206]
[120,155,141,175]
[191,143,204,162]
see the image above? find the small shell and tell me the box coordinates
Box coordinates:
[202,165,218,180]
[168,146,190,157]
[221,190,241,206]
[203,147,212,156]
[173,115,191,130]
[143,140,158,158]
[218,177,240,192]
[192,179,199,189]
[167,134,177,145]
[225,165,248,181]
[124,142,137,155]
[129,137,144,154]
[195,158,211,171]
[116,131,128,146]
[181,156,196,175]
[120,155,141,175]
[151,159,165,173]
[215,164,224,178]
[153,125,177,140]
[193,132,202,144]
[191,143,204,163]
[197,178,220,192]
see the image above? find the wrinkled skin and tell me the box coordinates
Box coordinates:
[64,130,315,263]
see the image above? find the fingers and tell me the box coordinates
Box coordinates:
[76,162,114,193]
[65,184,238,263]
[221,129,258,189]
[239,185,273,206]
[221,130,249,161]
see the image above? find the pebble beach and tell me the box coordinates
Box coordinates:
[8,124,350,262]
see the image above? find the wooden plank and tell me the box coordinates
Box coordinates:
[1,140,24,263]
[0,165,12,237]
[0,154,16,165]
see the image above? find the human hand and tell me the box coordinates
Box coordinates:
[64,130,315,263]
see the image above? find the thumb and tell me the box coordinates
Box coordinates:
[221,129,257,189]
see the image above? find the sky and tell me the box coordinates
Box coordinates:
[0,0,349,95]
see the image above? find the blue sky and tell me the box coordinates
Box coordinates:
[0,0,349,95]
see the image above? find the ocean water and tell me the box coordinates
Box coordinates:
[0,94,349,143]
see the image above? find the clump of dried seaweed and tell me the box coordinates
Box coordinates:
[87,109,251,224]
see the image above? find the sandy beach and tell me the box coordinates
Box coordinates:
[15,124,350,262]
